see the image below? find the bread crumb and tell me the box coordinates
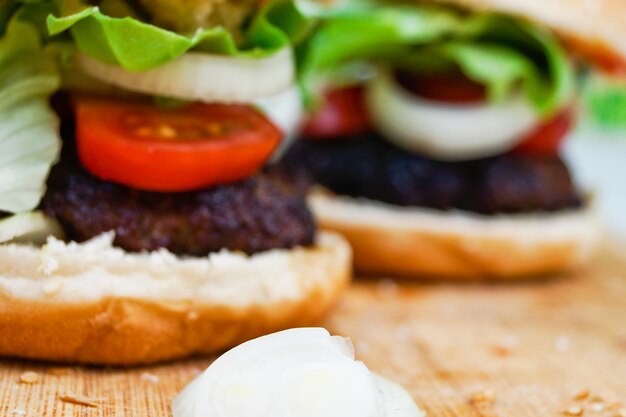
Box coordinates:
[10,409,26,416]
[470,388,495,405]
[563,406,584,416]
[554,336,571,353]
[41,279,62,296]
[503,334,519,347]
[590,402,605,412]
[186,310,199,321]
[19,372,40,384]
[574,389,590,401]
[140,372,159,384]
[58,395,98,407]
[493,345,512,357]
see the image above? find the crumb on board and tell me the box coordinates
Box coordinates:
[19,372,40,384]
[493,334,519,357]
[492,344,512,357]
[591,395,605,403]
[563,405,584,416]
[140,372,160,383]
[590,401,605,412]
[58,394,99,408]
[573,389,590,401]
[10,409,26,416]
[554,336,571,353]
[469,388,495,406]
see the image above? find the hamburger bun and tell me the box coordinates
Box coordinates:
[429,0,626,69]
[0,231,351,365]
[309,190,601,280]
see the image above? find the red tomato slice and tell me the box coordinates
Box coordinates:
[513,107,576,156]
[394,70,487,104]
[74,96,281,192]
[301,86,370,139]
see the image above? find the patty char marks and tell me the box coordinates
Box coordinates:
[41,162,316,256]
[284,132,582,214]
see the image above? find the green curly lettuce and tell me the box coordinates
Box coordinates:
[297,1,574,116]
[583,74,626,133]
[0,12,61,213]
[47,0,313,71]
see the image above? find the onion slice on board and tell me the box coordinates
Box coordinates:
[366,68,540,161]
[76,48,294,104]
[172,328,425,417]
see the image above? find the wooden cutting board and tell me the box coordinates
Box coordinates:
[1,245,625,417]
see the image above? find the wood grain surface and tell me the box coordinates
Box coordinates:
[1,247,625,417]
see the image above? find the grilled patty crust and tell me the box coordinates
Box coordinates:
[41,161,316,256]
[284,132,582,214]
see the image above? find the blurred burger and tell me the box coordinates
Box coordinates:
[0,0,350,364]
[285,0,614,280]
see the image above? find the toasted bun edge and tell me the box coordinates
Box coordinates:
[310,192,602,280]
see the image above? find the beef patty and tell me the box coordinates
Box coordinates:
[283,132,582,214]
[41,160,316,256]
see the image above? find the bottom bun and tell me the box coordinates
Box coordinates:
[0,231,351,365]
[310,191,601,280]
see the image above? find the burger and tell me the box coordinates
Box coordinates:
[284,0,612,280]
[0,0,351,364]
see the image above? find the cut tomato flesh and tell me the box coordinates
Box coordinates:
[514,107,575,156]
[301,86,370,139]
[74,96,281,192]
[394,69,487,104]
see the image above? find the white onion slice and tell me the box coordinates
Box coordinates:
[76,48,294,104]
[172,328,424,417]
[0,211,63,245]
[254,86,303,161]
[366,68,540,161]
[376,375,426,417]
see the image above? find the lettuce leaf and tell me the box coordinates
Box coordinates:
[297,2,574,115]
[47,0,312,71]
[296,5,460,91]
[0,16,61,213]
[583,74,626,133]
